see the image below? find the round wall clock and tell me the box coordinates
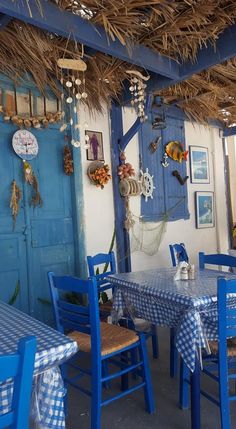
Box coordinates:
[12,130,39,160]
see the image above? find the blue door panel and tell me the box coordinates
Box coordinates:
[0,99,76,323]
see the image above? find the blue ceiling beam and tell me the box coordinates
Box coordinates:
[155,23,236,90]
[0,13,11,30]
[0,0,179,80]
[223,126,236,137]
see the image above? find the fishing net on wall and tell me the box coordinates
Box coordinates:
[124,197,186,256]
[125,206,168,256]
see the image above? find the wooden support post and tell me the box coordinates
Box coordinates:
[110,101,131,273]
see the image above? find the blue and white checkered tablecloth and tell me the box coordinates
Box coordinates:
[0,301,78,428]
[108,268,236,372]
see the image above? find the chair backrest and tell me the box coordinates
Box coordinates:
[217,277,236,384]
[169,243,189,267]
[199,252,236,270]
[87,252,116,292]
[0,336,36,429]
[48,272,101,357]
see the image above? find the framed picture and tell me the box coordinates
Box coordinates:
[85,130,104,161]
[189,146,210,183]
[195,191,214,229]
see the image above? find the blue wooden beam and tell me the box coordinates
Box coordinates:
[110,102,131,273]
[120,93,153,150]
[0,13,11,29]
[0,0,179,79]
[154,23,236,90]
[223,126,236,137]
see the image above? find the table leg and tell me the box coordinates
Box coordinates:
[190,354,200,429]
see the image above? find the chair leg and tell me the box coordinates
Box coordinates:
[139,333,155,414]
[219,367,231,428]
[151,325,159,359]
[191,354,201,429]
[120,352,129,391]
[131,348,138,380]
[179,357,190,409]
[102,361,110,389]
[91,365,102,429]
[170,328,178,378]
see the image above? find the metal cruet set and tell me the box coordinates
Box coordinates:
[174,261,195,281]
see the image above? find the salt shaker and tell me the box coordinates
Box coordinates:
[189,264,195,280]
[181,266,188,280]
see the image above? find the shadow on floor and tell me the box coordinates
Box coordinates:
[67,327,235,429]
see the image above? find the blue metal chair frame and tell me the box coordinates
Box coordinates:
[169,243,189,378]
[87,252,159,360]
[180,252,236,415]
[0,336,36,429]
[48,272,155,429]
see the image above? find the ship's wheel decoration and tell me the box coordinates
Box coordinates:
[140,168,155,202]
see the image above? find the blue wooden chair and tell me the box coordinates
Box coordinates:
[48,272,155,429]
[192,277,236,428]
[169,243,189,267]
[180,251,236,410]
[0,336,36,429]
[87,252,159,359]
[199,252,236,270]
[169,243,189,378]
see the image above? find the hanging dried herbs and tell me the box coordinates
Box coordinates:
[63,145,74,175]
[10,180,22,230]
[23,161,43,208]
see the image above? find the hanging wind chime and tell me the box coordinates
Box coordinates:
[127,70,150,122]
[57,51,88,148]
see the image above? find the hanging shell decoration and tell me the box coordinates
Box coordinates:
[127,70,150,122]
[57,56,88,141]
[117,162,135,179]
[0,106,62,129]
[10,180,22,231]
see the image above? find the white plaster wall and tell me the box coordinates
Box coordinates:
[78,105,115,264]
[79,104,229,272]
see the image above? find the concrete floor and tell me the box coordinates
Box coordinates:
[66,327,236,429]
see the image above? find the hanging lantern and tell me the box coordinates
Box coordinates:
[152,96,166,130]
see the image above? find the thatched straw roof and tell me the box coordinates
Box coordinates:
[4,1,236,124]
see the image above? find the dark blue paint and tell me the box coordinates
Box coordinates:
[0,13,11,29]
[0,0,179,79]
[139,115,189,221]
[223,126,236,137]
[169,243,189,267]
[110,102,131,273]
[48,272,155,428]
[199,252,236,269]
[0,335,36,429]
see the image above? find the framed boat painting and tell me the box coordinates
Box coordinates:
[189,146,210,183]
[195,191,214,229]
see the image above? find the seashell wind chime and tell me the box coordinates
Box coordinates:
[57,54,88,148]
[127,70,150,122]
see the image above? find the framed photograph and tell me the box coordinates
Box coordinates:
[85,130,104,161]
[189,146,210,183]
[195,191,214,229]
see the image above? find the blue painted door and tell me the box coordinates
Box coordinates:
[0,118,75,324]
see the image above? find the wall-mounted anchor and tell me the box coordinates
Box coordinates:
[161,153,169,168]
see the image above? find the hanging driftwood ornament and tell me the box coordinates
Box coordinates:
[57,58,87,72]
[10,180,22,230]
[63,145,74,175]
[23,161,43,207]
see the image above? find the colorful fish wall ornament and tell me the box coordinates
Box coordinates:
[165,141,188,163]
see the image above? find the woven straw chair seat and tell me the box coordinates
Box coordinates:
[209,338,236,357]
[68,322,138,356]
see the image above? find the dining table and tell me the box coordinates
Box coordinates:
[108,267,236,429]
[0,301,78,429]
